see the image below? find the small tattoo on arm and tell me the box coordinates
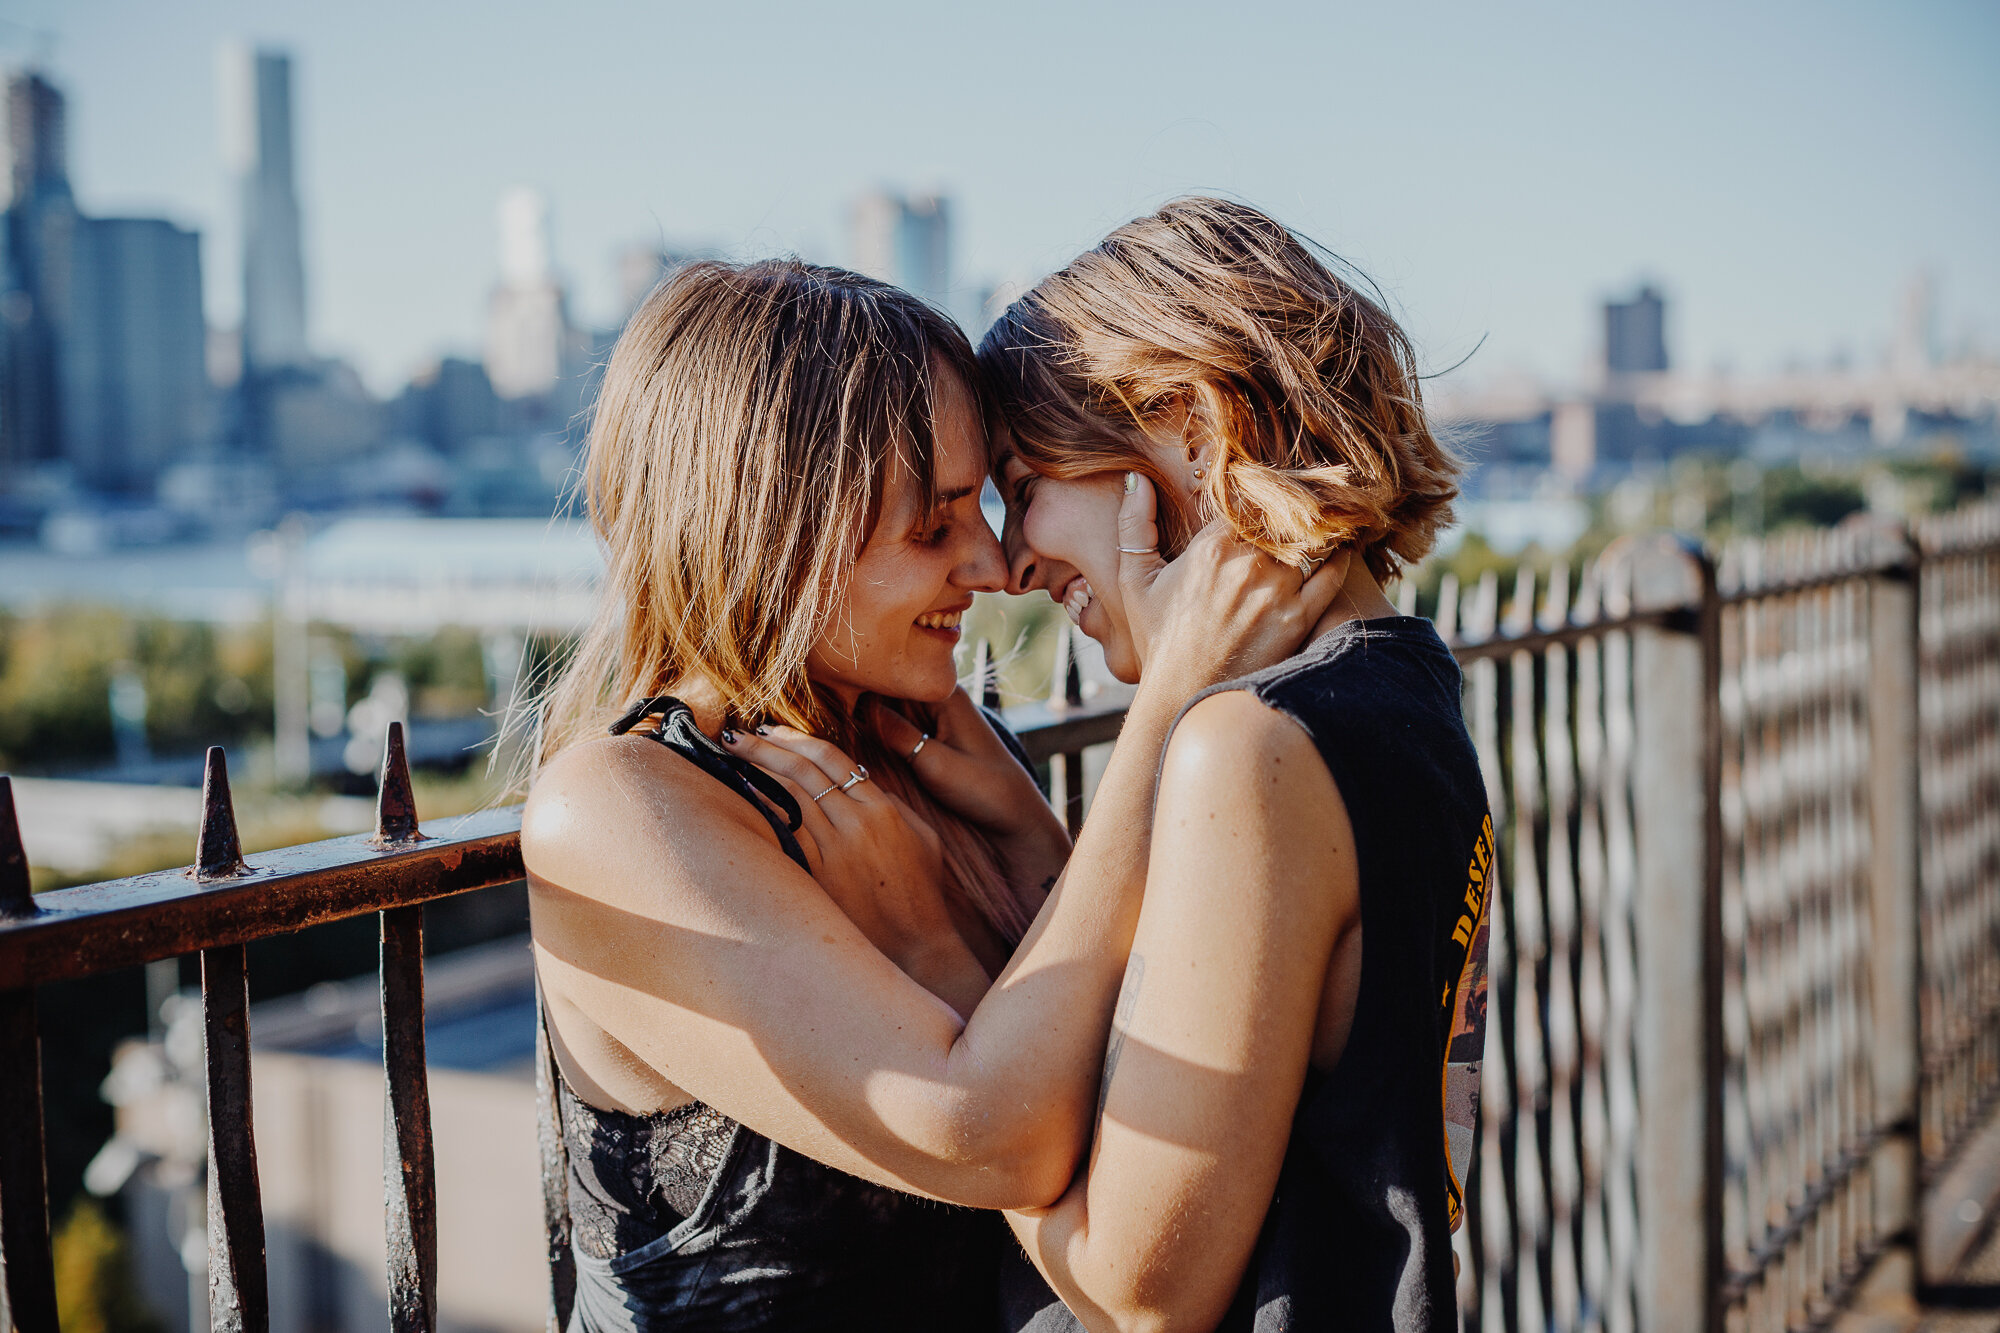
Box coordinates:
[1095,953,1146,1126]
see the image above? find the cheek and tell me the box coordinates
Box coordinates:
[1023,487,1118,579]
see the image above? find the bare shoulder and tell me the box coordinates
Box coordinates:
[523,732,778,909]
[1161,689,1327,799]
[1158,689,1355,879]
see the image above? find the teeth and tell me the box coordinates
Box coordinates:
[1063,580,1094,625]
[916,610,964,630]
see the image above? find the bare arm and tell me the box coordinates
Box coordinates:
[528,669,1197,1211]
[1002,690,1361,1333]
[530,480,1345,1215]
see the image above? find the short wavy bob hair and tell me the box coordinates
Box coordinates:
[978,197,1458,582]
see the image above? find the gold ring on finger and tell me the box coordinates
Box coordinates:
[838,766,868,792]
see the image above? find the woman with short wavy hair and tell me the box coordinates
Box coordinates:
[963,197,1491,1332]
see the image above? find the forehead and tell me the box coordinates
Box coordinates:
[878,365,985,521]
[927,365,988,493]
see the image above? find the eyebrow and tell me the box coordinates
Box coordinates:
[935,483,979,505]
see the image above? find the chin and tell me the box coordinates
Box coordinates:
[1088,630,1142,685]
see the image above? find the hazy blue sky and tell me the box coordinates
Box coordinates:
[7,1,1996,395]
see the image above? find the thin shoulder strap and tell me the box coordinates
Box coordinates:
[610,696,811,872]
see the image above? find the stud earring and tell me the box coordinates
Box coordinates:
[1192,466,1205,481]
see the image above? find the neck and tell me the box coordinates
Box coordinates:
[1306,556,1402,646]
[666,676,732,738]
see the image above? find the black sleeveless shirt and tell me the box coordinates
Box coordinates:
[1002,616,1493,1332]
[550,698,1009,1332]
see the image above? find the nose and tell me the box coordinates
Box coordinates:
[1001,508,1043,596]
[957,512,1009,595]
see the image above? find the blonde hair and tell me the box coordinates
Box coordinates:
[978,196,1458,581]
[536,259,1033,940]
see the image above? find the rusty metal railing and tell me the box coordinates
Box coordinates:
[3,505,1999,1333]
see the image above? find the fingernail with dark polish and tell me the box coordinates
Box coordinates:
[754,725,770,736]
[720,728,738,744]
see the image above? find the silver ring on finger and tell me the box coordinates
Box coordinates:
[909,734,930,759]
[838,766,868,792]
[810,784,838,802]
[1117,545,1154,554]
[1297,554,1324,582]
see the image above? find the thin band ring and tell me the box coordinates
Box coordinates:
[1297,555,1325,582]
[910,734,930,759]
[1117,545,1154,554]
[810,784,837,803]
[838,766,868,792]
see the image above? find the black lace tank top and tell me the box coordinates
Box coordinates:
[549,697,1007,1332]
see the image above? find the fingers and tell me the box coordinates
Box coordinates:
[1296,548,1354,623]
[739,725,864,791]
[873,704,928,760]
[1115,471,1165,592]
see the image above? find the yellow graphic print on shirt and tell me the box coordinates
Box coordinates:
[1440,812,1494,1231]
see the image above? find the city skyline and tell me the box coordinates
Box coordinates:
[2,1,1996,396]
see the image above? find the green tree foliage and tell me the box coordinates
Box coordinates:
[1759,465,1866,531]
[52,1200,163,1333]
[0,610,273,769]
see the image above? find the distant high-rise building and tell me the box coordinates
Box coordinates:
[850,190,951,315]
[1,69,76,472]
[485,187,578,400]
[221,45,308,373]
[61,217,210,491]
[1603,285,1668,376]
[4,69,66,208]
[615,243,703,322]
[3,69,212,490]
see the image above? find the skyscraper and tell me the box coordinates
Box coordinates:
[1603,285,1668,377]
[220,44,308,373]
[3,69,211,491]
[850,190,951,316]
[1,69,76,471]
[485,187,576,400]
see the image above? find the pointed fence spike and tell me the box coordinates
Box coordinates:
[1506,565,1537,636]
[374,721,426,845]
[0,775,36,920]
[975,639,1000,710]
[1573,558,1602,623]
[1436,573,1460,642]
[1047,623,1073,709]
[1544,561,1572,629]
[1470,570,1500,641]
[196,747,248,880]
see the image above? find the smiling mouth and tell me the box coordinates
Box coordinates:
[1061,577,1094,626]
[915,609,965,631]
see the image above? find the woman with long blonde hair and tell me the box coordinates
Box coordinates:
[524,258,1332,1330]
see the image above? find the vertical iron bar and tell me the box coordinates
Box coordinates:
[203,942,269,1333]
[535,980,577,1333]
[0,777,55,1331]
[0,987,56,1333]
[381,904,437,1332]
[1696,549,1728,1333]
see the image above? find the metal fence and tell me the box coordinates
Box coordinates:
[2,502,1998,1333]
